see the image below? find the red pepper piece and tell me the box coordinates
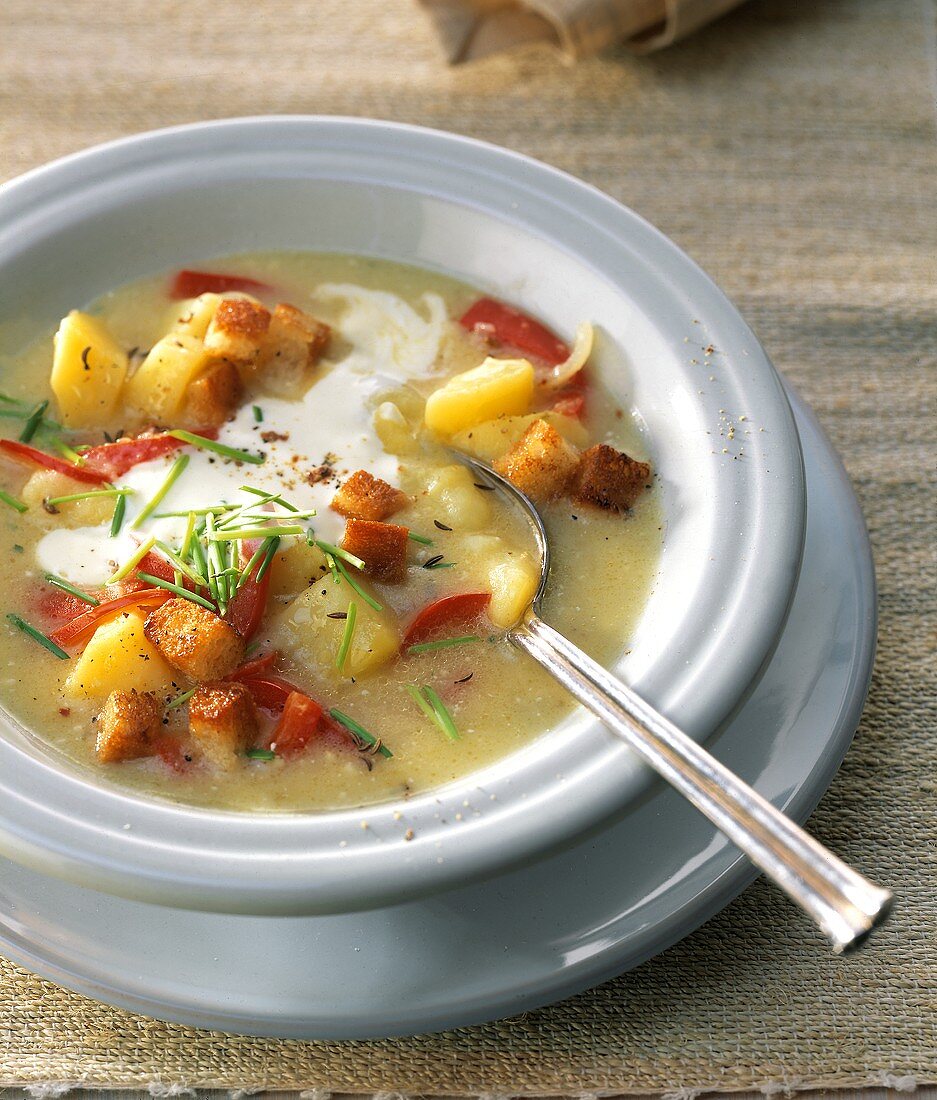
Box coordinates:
[459,298,569,366]
[402,592,491,649]
[267,691,325,758]
[80,434,186,478]
[49,588,170,648]
[0,439,109,484]
[226,650,278,683]
[34,585,97,622]
[169,270,272,300]
[224,540,270,641]
[241,675,306,714]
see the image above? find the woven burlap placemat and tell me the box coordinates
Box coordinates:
[1,0,935,1091]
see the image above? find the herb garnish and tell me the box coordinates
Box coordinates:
[406,684,460,741]
[0,489,27,514]
[136,571,217,610]
[45,487,132,507]
[252,405,264,423]
[246,747,276,761]
[107,535,156,583]
[168,429,265,465]
[407,531,434,545]
[110,493,127,536]
[165,687,197,710]
[407,634,480,655]
[132,454,189,529]
[332,554,383,612]
[6,613,69,659]
[18,400,49,443]
[315,538,365,572]
[45,573,99,607]
[329,707,393,758]
[433,520,453,531]
[335,601,357,670]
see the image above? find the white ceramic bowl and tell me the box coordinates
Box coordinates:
[0,117,805,915]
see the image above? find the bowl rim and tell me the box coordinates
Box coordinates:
[0,115,806,913]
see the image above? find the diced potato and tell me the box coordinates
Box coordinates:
[421,464,492,530]
[21,470,113,526]
[267,574,399,681]
[373,401,420,456]
[170,293,224,340]
[451,411,588,464]
[424,356,534,436]
[487,557,539,629]
[51,311,129,428]
[267,541,330,600]
[124,333,212,422]
[65,610,176,702]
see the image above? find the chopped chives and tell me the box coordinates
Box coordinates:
[407,634,480,655]
[110,493,127,537]
[239,486,298,511]
[168,429,265,465]
[204,512,225,610]
[315,539,365,572]
[45,487,132,507]
[0,489,27,514]
[18,399,49,443]
[423,686,460,741]
[406,683,440,726]
[332,555,382,611]
[45,573,99,606]
[136,572,217,610]
[335,600,357,671]
[407,531,434,545]
[328,707,393,758]
[255,536,281,582]
[154,540,206,587]
[181,511,197,559]
[210,524,304,541]
[166,687,197,710]
[425,561,456,569]
[237,539,268,588]
[219,509,317,524]
[252,405,264,423]
[131,454,189,529]
[154,505,234,518]
[246,747,276,760]
[107,535,157,583]
[49,437,86,464]
[6,614,69,660]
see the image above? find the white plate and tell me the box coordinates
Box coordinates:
[0,389,874,1039]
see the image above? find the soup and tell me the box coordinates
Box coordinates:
[0,253,660,811]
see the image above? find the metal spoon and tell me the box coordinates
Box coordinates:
[458,453,892,953]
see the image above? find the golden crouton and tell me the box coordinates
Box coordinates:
[253,302,331,396]
[573,444,651,512]
[330,469,409,521]
[95,689,162,763]
[203,298,271,364]
[144,598,245,681]
[493,418,580,501]
[342,518,409,583]
[188,681,258,770]
[181,359,244,429]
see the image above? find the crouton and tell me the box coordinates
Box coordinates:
[493,418,580,501]
[252,302,331,395]
[203,298,271,364]
[330,469,409,521]
[188,681,258,770]
[573,444,651,512]
[95,689,162,763]
[342,518,409,583]
[181,359,244,429]
[144,598,245,681]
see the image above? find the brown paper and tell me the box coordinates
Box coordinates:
[419,0,748,61]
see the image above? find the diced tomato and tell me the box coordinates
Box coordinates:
[241,675,306,714]
[81,434,186,478]
[169,269,272,300]
[0,439,109,485]
[402,592,492,648]
[153,735,189,772]
[267,691,325,758]
[49,588,170,648]
[226,650,278,682]
[34,585,97,622]
[459,298,570,366]
[224,540,270,640]
[551,391,587,419]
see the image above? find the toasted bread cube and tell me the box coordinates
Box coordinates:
[51,311,129,429]
[574,444,651,512]
[181,359,244,429]
[204,298,271,364]
[493,418,580,501]
[331,469,409,521]
[342,518,409,583]
[144,598,245,681]
[251,302,330,396]
[188,681,258,770]
[95,689,162,763]
[424,356,535,437]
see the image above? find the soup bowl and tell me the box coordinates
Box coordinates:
[0,117,805,914]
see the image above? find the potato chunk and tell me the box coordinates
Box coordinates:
[267,576,399,681]
[493,418,581,502]
[181,359,244,429]
[331,469,408,521]
[342,518,409,583]
[420,463,492,530]
[573,444,651,512]
[51,311,129,428]
[251,303,331,396]
[451,410,587,464]
[21,469,113,526]
[487,557,539,629]
[65,610,175,701]
[95,689,162,763]
[188,681,258,770]
[124,333,212,422]
[424,356,534,436]
[170,293,224,340]
[144,598,245,681]
[204,299,271,364]
[267,540,330,600]
[373,401,420,456]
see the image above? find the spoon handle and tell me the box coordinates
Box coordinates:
[513,612,892,953]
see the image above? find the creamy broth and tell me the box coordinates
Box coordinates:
[0,253,660,811]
